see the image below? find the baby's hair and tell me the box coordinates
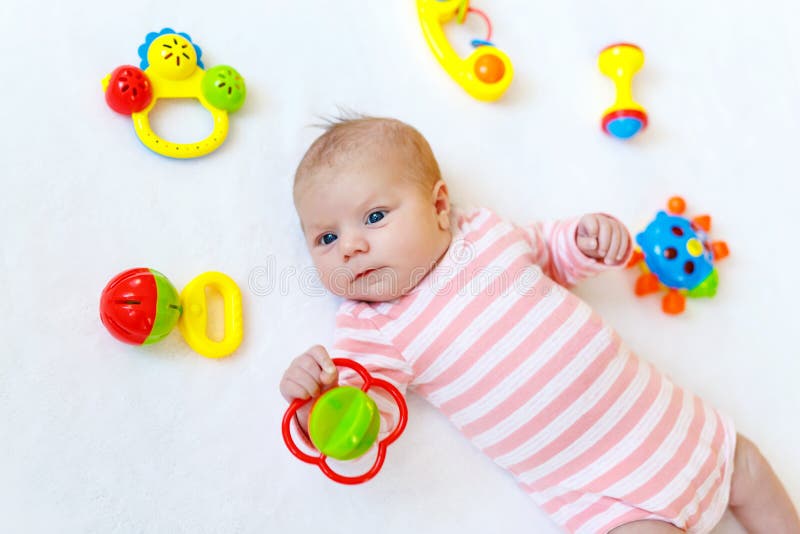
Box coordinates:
[293,114,442,194]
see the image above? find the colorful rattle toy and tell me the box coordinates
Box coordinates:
[102,28,246,159]
[598,43,648,139]
[627,197,730,315]
[100,268,244,358]
[282,359,408,485]
[417,0,513,102]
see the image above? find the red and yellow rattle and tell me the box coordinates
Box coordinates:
[102,28,246,159]
[282,359,408,485]
[99,267,243,358]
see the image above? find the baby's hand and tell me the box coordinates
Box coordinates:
[576,213,631,265]
[279,345,339,403]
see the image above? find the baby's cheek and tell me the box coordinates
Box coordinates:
[397,244,430,273]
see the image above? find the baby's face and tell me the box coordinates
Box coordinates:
[295,150,451,302]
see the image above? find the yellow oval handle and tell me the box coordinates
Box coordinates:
[132,106,228,159]
[178,272,243,358]
[131,66,230,159]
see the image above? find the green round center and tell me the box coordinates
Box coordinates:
[308,386,380,461]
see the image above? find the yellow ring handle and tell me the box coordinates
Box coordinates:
[178,272,243,359]
[417,0,513,102]
[132,105,228,159]
[131,66,230,159]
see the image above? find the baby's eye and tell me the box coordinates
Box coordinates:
[319,233,337,245]
[366,210,386,225]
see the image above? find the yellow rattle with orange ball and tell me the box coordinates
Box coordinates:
[102,28,246,159]
[417,0,513,102]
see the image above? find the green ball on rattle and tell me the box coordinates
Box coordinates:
[308,386,380,461]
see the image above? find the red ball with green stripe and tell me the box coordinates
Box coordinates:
[100,268,182,345]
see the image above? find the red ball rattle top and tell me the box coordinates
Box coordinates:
[281,358,408,485]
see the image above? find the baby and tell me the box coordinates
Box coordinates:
[280,117,799,534]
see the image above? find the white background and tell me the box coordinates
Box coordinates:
[1,0,799,532]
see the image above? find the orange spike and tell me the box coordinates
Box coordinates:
[711,241,729,261]
[691,215,711,232]
[662,289,685,314]
[667,196,686,215]
[635,273,661,296]
[626,249,644,268]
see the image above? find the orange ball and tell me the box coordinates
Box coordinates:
[667,196,686,215]
[474,54,505,84]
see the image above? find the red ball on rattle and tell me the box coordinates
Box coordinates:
[99,267,181,345]
[104,66,153,115]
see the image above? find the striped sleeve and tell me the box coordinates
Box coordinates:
[520,216,630,287]
[331,302,414,435]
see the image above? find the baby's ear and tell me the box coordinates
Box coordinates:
[431,180,451,230]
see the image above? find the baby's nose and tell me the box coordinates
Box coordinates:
[342,235,370,259]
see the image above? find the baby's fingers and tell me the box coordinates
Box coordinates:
[577,214,600,239]
[616,226,630,263]
[281,365,324,401]
[280,377,311,402]
[596,217,612,257]
[604,224,622,264]
[305,345,338,384]
[576,235,599,255]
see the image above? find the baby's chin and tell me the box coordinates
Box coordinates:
[340,291,405,303]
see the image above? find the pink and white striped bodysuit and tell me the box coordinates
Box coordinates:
[332,207,735,533]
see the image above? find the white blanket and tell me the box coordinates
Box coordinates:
[2,0,797,532]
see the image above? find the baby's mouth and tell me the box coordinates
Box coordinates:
[354,268,379,281]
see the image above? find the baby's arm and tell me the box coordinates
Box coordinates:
[279,305,412,442]
[331,306,413,435]
[522,213,632,287]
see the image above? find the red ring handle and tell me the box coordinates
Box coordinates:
[281,358,408,485]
